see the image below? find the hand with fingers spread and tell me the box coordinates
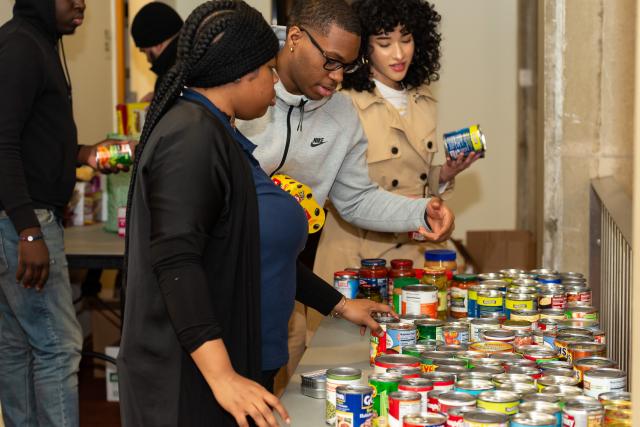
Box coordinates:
[332,297,398,337]
[16,227,49,291]
[192,339,291,427]
[440,152,480,183]
[418,198,455,243]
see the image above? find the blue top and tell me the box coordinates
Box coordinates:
[181,90,308,370]
[424,249,456,262]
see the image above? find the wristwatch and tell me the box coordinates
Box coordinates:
[19,234,44,242]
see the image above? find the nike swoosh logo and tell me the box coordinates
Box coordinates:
[310,139,327,147]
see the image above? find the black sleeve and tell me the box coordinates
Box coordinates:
[0,35,43,232]
[147,126,228,353]
[295,260,343,315]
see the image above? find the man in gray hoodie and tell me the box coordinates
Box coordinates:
[238,0,455,377]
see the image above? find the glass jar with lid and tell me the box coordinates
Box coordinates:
[359,258,388,303]
[449,274,478,319]
[389,259,415,308]
[421,267,447,320]
[424,249,457,276]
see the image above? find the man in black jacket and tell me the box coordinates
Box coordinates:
[0,0,126,425]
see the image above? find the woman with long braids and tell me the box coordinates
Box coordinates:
[315,0,479,280]
[118,2,391,426]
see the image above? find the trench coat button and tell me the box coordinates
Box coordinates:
[392,179,399,187]
[391,146,399,155]
[427,141,433,149]
[420,173,428,181]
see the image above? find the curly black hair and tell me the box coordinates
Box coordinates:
[342,0,442,92]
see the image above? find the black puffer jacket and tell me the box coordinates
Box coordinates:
[0,0,78,232]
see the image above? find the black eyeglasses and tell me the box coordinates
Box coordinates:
[299,27,362,74]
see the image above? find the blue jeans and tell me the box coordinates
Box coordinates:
[0,210,82,427]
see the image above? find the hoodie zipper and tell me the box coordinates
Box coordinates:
[269,105,295,177]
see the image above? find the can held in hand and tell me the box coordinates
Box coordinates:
[443,124,486,159]
[370,316,401,366]
[326,367,362,425]
[335,385,374,427]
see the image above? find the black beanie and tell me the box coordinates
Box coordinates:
[131,2,183,48]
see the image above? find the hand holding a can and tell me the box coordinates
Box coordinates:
[333,297,398,337]
[440,151,480,183]
[420,198,455,243]
[80,139,135,174]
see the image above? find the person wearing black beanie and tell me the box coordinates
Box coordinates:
[119,1,389,426]
[131,2,183,100]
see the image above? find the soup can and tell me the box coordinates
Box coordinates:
[416,319,446,342]
[421,372,456,392]
[510,412,557,427]
[562,396,604,427]
[389,391,422,427]
[375,354,422,374]
[370,316,401,365]
[490,352,524,363]
[469,318,501,343]
[388,366,423,379]
[420,353,451,373]
[454,379,495,397]
[462,409,509,426]
[443,326,470,346]
[427,389,445,413]
[438,344,469,353]
[556,318,599,331]
[476,290,504,317]
[539,360,573,371]
[566,342,606,363]
[402,412,447,427]
[564,306,598,321]
[582,368,627,398]
[335,385,374,427]
[369,373,402,418]
[541,367,575,378]
[436,365,470,382]
[476,390,520,415]
[387,323,418,354]
[326,367,362,425]
[522,393,562,405]
[399,377,434,412]
[403,285,439,318]
[436,391,476,414]
[443,125,486,159]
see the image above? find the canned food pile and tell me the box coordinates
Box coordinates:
[322,255,630,426]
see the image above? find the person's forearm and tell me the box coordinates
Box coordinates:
[191,339,236,390]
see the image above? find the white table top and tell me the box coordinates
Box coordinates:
[281,318,373,427]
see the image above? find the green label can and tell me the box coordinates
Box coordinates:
[368,373,401,418]
[415,319,445,342]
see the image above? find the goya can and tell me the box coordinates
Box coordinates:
[566,342,606,363]
[518,401,562,426]
[573,356,617,384]
[454,379,494,397]
[334,271,359,299]
[388,391,422,427]
[443,326,469,346]
[387,323,418,354]
[370,316,401,365]
[562,396,604,427]
[416,319,446,342]
[326,367,362,425]
[369,373,402,418]
[510,412,557,427]
[436,391,476,414]
[399,377,433,412]
[443,124,486,159]
[476,390,520,415]
[421,371,455,392]
[403,413,447,427]
[335,385,373,427]
[375,354,422,375]
[462,409,509,427]
[582,368,627,398]
[476,290,504,317]
[469,318,500,343]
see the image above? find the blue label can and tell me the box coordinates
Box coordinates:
[443,124,486,159]
[335,385,374,427]
[334,271,359,299]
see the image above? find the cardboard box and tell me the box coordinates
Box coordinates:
[105,346,119,402]
[466,230,536,273]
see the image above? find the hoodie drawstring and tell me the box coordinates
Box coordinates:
[297,99,307,132]
[59,39,73,102]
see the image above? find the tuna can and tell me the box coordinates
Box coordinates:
[334,270,360,299]
[476,390,520,415]
[540,309,566,322]
[510,412,557,427]
[443,326,469,346]
[399,377,434,412]
[421,372,456,392]
[369,373,402,418]
[335,385,374,427]
[565,285,592,305]
[518,401,562,426]
[470,318,501,343]
[387,323,418,354]
[403,413,447,427]
[403,285,439,318]
[566,342,606,363]
[436,391,476,414]
[537,374,580,391]
[564,306,598,321]
[404,344,438,359]
[375,354,422,375]
[562,396,604,427]
[462,409,509,426]
[476,290,504,317]
[443,124,486,159]
[326,367,362,425]
[370,316,401,365]
[510,310,540,329]
[454,379,495,397]
[416,319,446,342]
[582,368,627,398]
[505,293,537,317]
[481,329,515,343]
[537,287,566,310]
[388,366,423,379]
[495,381,537,398]
[400,314,430,325]
[507,365,542,380]
[388,391,422,427]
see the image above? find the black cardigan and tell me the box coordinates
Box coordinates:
[118,99,341,426]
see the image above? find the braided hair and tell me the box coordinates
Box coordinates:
[123,0,278,290]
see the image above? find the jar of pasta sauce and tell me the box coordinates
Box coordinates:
[389,259,415,309]
[360,258,388,303]
[449,274,478,319]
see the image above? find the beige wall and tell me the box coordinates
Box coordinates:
[429,0,519,242]
[543,0,635,273]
